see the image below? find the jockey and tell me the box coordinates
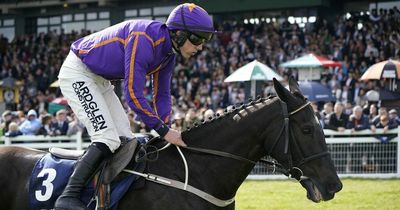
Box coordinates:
[54,3,214,210]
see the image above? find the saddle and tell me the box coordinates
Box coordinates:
[50,136,141,184]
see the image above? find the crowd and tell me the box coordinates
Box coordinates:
[0,7,399,138]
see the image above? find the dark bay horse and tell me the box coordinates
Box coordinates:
[0,77,342,210]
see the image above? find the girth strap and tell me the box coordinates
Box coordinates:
[122,169,235,207]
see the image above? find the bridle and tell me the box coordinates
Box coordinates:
[182,100,330,181]
[267,100,330,181]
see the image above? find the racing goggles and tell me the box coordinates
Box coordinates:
[187,31,213,46]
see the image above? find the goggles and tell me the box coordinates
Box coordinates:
[186,31,213,46]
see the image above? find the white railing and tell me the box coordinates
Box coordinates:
[248,128,400,179]
[1,128,399,179]
[0,131,90,150]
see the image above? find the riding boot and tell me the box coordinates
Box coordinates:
[54,142,112,210]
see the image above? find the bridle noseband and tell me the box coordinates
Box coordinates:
[270,100,330,181]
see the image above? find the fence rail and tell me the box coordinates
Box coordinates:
[1,128,399,179]
[0,132,90,150]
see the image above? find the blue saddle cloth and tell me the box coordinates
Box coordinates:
[29,153,137,210]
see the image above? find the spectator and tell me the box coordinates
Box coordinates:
[388,109,400,125]
[171,112,185,131]
[67,113,86,136]
[51,109,69,136]
[320,102,333,127]
[347,105,371,132]
[368,104,378,123]
[18,109,41,135]
[373,114,398,133]
[0,110,13,134]
[5,122,22,137]
[372,107,388,126]
[326,102,349,132]
[37,114,55,136]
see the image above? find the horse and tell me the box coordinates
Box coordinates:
[0,77,342,210]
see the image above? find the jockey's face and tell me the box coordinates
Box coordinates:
[180,38,203,59]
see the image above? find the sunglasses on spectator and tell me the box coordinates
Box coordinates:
[187,31,212,46]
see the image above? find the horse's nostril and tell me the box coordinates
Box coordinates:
[327,182,342,193]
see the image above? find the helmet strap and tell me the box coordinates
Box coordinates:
[169,30,185,55]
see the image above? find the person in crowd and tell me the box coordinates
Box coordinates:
[344,101,353,116]
[373,114,398,132]
[368,104,378,123]
[372,107,388,126]
[171,112,185,131]
[5,122,22,137]
[54,3,213,209]
[0,110,13,134]
[388,109,400,125]
[37,114,55,136]
[51,109,69,136]
[320,102,333,127]
[18,109,42,135]
[67,113,87,136]
[347,105,372,132]
[325,102,349,132]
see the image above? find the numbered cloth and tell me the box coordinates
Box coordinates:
[29,153,136,210]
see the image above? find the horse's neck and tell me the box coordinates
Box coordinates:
[150,99,284,200]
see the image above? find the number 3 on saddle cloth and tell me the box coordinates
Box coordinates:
[29,136,150,210]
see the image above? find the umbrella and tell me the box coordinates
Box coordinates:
[361,60,400,80]
[281,53,342,68]
[51,97,69,106]
[298,81,335,102]
[361,60,400,91]
[224,60,282,82]
[224,60,283,98]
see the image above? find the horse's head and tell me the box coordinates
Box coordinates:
[271,77,342,202]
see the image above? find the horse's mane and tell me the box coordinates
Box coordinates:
[181,96,278,141]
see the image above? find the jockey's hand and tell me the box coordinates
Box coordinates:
[164,129,187,147]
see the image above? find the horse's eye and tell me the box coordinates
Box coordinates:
[302,125,313,134]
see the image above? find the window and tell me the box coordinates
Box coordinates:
[87,12,97,20]
[125,9,138,17]
[3,19,15,26]
[62,14,72,22]
[139,8,151,16]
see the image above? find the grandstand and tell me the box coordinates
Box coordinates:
[0,0,399,179]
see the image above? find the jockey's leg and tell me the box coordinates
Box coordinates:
[54,142,112,210]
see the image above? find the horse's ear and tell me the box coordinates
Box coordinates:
[273,78,293,102]
[288,76,302,94]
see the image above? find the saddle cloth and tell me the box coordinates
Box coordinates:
[29,153,137,210]
[29,135,151,210]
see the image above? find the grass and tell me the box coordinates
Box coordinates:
[236,179,400,210]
